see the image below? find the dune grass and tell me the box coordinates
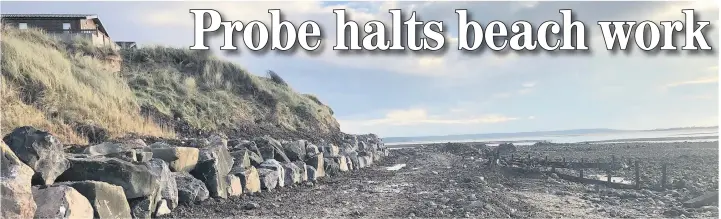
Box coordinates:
[1,27,339,143]
[1,27,172,144]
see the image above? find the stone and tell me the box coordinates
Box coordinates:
[190,142,233,198]
[56,157,160,199]
[282,162,302,185]
[305,165,317,182]
[361,155,373,166]
[151,146,199,172]
[136,151,154,163]
[282,140,307,162]
[242,202,260,210]
[234,140,262,159]
[258,168,279,191]
[129,197,156,219]
[154,199,172,217]
[226,175,243,197]
[255,136,292,162]
[3,126,69,185]
[346,156,354,171]
[324,158,341,176]
[148,159,178,209]
[174,172,209,204]
[232,166,261,194]
[305,144,319,156]
[321,144,340,157]
[293,161,308,182]
[335,156,349,172]
[306,153,325,178]
[260,159,286,187]
[1,140,37,219]
[32,185,94,219]
[348,152,361,169]
[230,149,252,169]
[57,181,132,219]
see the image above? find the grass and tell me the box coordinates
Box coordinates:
[1,27,339,143]
[1,27,171,143]
[122,46,339,134]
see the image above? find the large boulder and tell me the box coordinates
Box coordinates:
[345,156,354,171]
[229,149,252,170]
[232,166,261,194]
[306,153,325,178]
[293,161,308,182]
[129,196,158,219]
[495,143,517,155]
[148,159,178,209]
[173,172,209,204]
[57,181,132,219]
[347,152,360,169]
[323,158,341,176]
[1,140,37,219]
[56,157,160,199]
[3,126,69,185]
[253,136,290,162]
[305,165,317,182]
[258,168,279,191]
[282,162,302,186]
[190,141,233,198]
[226,175,243,197]
[232,140,262,159]
[32,185,94,219]
[281,140,307,162]
[260,159,286,187]
[151,146,199,172]
[321,144,340,157]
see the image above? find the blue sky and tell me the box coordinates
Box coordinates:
[2,1,718,137]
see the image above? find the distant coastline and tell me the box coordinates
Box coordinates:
[383,126,719,146]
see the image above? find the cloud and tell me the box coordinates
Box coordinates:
[522,82,537,88]
[339,108,519,127]
[665,75,719,88]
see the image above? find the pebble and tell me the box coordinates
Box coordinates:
[242,202,260,210]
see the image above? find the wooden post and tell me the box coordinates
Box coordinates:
[611,155,617,170]
[579,158,585,178]
[635,160,641,190]
[562,157,566,167]
[661,163,668,189]
[606,170,612,183]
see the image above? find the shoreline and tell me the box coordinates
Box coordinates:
[384,135,719,147]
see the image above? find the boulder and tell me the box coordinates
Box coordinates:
[260,159,286,187]
[190,142,233,198]
[282,140,307,162]
[324,158,341,176]
[56,157,160,199]
[361,156,373,167]
[233,140,262,159]
[151,146,199,172]
[305,165,317,182]
[293,161,308,182]
[335,156,349,172]
[232,166,261,194]
[129,197,157,219]
[174,172,209,204]
[253,136,290,162]
[229,149,252,169]
[3,126,69,185]
[282,162,302,186]
[148,159,178,209]
[345,156,354,171]
[306,153,325,178]
[495,143,517,155]
[347,152,360,169]
[136,151,154,163]
[154,199,172,217]
[57,181,132,219]
[226,175,243,197]
[1,140,37,219]
[321,144,340,157]
[32,185,93,219]
[305,143,319,156]
[258,168,280,191]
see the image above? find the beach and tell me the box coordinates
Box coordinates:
[164,140,719,218]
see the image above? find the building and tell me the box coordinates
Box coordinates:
[115,41,137,50]
[1,14,117,49]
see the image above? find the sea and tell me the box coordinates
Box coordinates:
[383,127,719,146]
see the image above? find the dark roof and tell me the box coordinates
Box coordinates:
[1,14,110,37]
[1,14,95,19]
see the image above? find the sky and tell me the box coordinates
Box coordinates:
[2,1,719,137]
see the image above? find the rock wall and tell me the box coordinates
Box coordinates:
[0,126,388,218]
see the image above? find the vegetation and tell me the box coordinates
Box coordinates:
[1,27,339,144]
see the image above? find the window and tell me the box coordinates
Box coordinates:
[18,23,27,29]
[62,23,71,32]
